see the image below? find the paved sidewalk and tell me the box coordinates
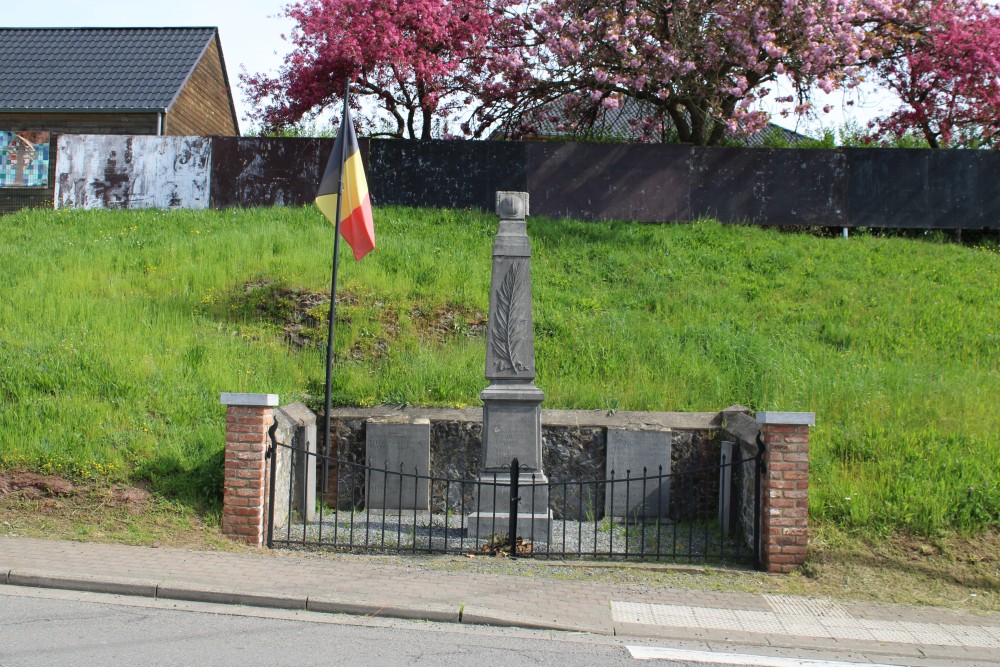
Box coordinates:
[1,536,997,666]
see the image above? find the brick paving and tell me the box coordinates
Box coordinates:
[1,536,997,665]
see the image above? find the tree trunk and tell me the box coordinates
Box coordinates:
[687,102,707,146]
[667,104,692,144]
[406,106,417,140]
[421,108,433,141]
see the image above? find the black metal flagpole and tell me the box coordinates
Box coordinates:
[322,79,352,494]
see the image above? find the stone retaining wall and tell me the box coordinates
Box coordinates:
[220,397,813,572]
[323,406,724,521]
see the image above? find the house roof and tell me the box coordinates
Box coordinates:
[499,96,813,147]
[0,27,220,113]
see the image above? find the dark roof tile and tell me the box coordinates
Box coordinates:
[0,27,217,111]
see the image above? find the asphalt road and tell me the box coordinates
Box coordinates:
[0,586,936,667]
[0,585,636,666]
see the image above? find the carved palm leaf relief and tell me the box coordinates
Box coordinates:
[491,261,529,373]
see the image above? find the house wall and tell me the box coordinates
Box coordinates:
[0,112,159,135]
[165,37,239,137]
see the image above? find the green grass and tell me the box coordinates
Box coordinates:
[0,206,997,535]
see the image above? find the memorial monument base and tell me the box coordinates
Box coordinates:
[469,470,551,539]
[467,511,552,541]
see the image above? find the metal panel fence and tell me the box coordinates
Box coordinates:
[209,138,1000,230]
[266,436,762,566]
[8,131,998,230]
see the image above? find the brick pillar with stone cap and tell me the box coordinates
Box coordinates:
[221,392,279,546]
[757,411,814,573]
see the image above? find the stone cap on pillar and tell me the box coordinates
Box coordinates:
[756,411,815,426]
[496,191,529,219]
[220,392,279,407]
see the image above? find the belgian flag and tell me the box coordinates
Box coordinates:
[315,103,375,261]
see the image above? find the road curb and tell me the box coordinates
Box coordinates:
[306,597,458,624]
[459,610,588,633]
[0,570,583,636]
[155,584,307,611]
[6,570,158,598]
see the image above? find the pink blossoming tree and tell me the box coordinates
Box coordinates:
[249,0,973,147]
[496,0,911,146]
[872,0,1000,148]
[241,0,527,139]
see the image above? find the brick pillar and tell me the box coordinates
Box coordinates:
[757,411,815,574]
[221,392,279,546]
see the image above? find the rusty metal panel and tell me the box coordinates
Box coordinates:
[527,143,692,222]
[846,149,1000,229]
[367,139,526,210]
[210,137,331,208]
[690,148,847,226]
[55,135,210,210]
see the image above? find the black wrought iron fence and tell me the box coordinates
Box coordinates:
[266,437,761,566]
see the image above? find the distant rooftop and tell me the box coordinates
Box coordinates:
[497,96,812,147]
[0,27,219,112]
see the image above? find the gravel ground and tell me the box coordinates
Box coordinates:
[271,510,754,563]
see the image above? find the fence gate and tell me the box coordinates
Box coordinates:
[265,435,763,567]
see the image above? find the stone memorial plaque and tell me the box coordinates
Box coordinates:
[482,402,541,470]
[604,428,672,520]
[365,419,430,510]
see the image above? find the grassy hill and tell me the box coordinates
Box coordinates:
[0,206,996,536]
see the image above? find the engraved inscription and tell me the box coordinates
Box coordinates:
[365,422,430,510]
[605,429,671,519]
[367,437,391,467]
[484,405,538,469]
[366,436,392,502]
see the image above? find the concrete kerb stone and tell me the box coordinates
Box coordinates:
[155,584,306,611]
[6,570,158,598]
[459,608,593,633]
[306,596,458,624]
[612,621,775,647]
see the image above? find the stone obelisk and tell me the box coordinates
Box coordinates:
[468,191,551,540]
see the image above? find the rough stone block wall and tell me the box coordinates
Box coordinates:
[669,430,722,522]
[543,426,605,520]
[320,407,725,522]
[739,446,758,551]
